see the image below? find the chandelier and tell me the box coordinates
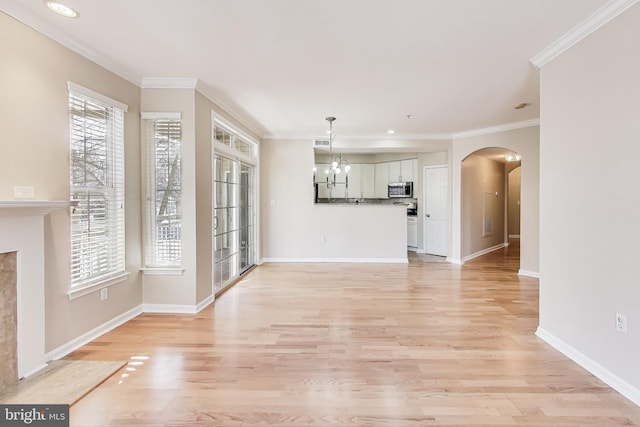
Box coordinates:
[313,116,350,193]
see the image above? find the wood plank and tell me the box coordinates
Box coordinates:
[67,241,640,426]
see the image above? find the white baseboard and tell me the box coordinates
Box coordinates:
[195,294,214,312]
[21,363,49,379]
[261,257,408,264]
[518,269,540,279]
[536,327,640,407]
[257,258,265,265]
[446,257,463,265]
[462,243,507,263]
[45,304,143,362]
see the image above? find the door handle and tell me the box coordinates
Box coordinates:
[214,216,218,230]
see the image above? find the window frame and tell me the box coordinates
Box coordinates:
[67,82,129,299]
[141,112,184,274]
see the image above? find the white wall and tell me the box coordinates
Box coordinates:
[538,4,640,403]
[261,139,407,261]
[451,126,539,274]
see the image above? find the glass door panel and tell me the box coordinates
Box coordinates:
[213,156,256,294]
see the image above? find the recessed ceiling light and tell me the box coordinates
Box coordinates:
[44,1,79,18]
[387,129,396,134]
[514,102,530,110]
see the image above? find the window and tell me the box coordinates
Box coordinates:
[212,118,257,159]
[143,113,182,268]
[68,83,127,288]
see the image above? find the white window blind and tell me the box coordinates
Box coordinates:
[69,87,126,287]
[144,116,182,267]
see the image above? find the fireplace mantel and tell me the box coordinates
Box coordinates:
[0,200,76,217]
[0,200,74,379]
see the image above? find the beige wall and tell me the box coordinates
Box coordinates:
[451,126,539,274]
[461,154,506,257]
[141,89,197,306]
[508,166,521,236]
[539,4,640,398]
[0,12,143,351]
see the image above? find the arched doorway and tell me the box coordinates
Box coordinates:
[460,147,521,265]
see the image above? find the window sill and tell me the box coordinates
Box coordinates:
[141,267,185,276]
[67,271,132,300]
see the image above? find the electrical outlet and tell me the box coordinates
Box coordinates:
[100,288,108,301]
[616,313,627,334]
[320,236,326,244]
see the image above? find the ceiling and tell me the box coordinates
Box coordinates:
[1,0,609,139]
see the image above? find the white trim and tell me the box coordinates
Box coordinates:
[141,112,182,120]
[67,81,129,112]
[257,258,265,265]
[462,243,507,263]
[196,294,215,312]
[446,257,463,265]
[509,234,521,239]
[140,77,198,89]
[530,0,640,69]
[67,271,131,300]
[261,258,408,264]
[21,363,49,379]
[263,119,541,142]
[518,269,540,279]
[536,327,640,407]
[0,0,141,85]
[141,268,185,276]
[45,304,143,361]
[142,302,212,314]
[452,119,540,139]
[263,132,452,141]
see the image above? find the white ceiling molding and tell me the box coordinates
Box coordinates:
[262,133,452,141]
[452,118,540,140]
[140,77,199,89]
[0,0,141,85]
[264,119,541,142]
[530,0,639,69]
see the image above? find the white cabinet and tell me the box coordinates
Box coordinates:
[346,164,361,199]
[361,164,375,198]
[388,161,401,183]
[389,159,417,182]
[407,216,418,249]
[374,163,389,198]
[401,159,417,182]
[315,164,330,198]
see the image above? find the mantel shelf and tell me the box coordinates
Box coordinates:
[0,200,77,217]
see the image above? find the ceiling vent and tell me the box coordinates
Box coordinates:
[313,139,330,148]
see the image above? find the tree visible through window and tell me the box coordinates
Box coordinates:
[145,118,182,267]
[69,88,125,287]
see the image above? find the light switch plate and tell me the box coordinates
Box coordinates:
[14,186,35,199]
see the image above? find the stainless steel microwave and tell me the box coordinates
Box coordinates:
[388,182,413,198]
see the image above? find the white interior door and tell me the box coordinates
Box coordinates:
[424,166,448,256]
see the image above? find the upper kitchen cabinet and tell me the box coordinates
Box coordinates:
[361,164,375,198]
[346,164,362,199]
[388,159,417,182]
[374,163,389,198]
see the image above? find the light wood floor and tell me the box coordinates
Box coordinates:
[68,241,640,426]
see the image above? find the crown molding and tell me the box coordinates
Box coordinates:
[530,0,640,69]
[0,0,141,86]
[452,118,540,139]
[264,119,541,142]
[140,77,199,89]
[262,132,452,141]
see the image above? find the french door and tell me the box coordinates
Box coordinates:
[213,155,255,294]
